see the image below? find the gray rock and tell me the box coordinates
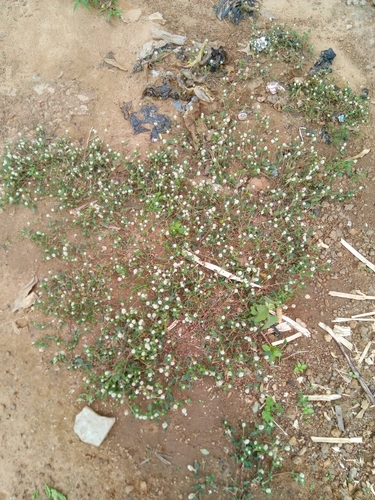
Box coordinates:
[74,407,115,447]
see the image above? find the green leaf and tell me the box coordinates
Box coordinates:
[200,448,210,455]
[263,315,279,330]
[255,306,269,323]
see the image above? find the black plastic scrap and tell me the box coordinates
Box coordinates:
[214,0,258,24]
[121,104,171,141]
[310,48,336,74]
[142,84,180,100]
[202,47,228,72]
[132,43,173,73]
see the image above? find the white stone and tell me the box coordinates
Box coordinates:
[74,407,115,447]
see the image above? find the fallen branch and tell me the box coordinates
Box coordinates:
[319,322,375,407]
[341,238,375,273]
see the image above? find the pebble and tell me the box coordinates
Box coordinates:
[292,456,303,465]
[125,486,135,494]
[331,428,342,438]
[140,481,148,494]
[289,436,298,446]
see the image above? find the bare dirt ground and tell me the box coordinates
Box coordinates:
[0,0,374,499]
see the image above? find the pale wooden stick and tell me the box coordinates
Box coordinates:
[319,323,353,351]
[311,437,362,444]
[319,323,375,407]
[341,238,375,273]
[306,395,341,402]
[358,342,372,365]
[270,311,311,337]
[184,250,261,288]
[329,291,375,301]
[352,311,375,319]
[271,332,302,346]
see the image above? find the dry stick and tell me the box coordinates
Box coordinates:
[341,238,375,273]
[329,291,375,300]
[319,323,375,406]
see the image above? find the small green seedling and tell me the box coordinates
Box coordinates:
[297,393,314,418]
[44,484,67,500]
[262,344,282,364]
[292,471,305,487]
[294,361,307,373]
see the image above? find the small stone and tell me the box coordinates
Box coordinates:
[331,428,342,438]
[349,467,358,480]
[298,446,307,456]
[252,401,260,413]
[74,407,115,447]
[140,481,148,494]
[323,458,331,467]
[125,485,135,494]
[350,321,357,330]
[289,436,298,446]
[292,456,303,465]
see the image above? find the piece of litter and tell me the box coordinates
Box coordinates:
[310,48,336,74]
[341,238,375,273]
[311,436,362,444]
[184,250,261,288]
[238,112,248,121]
[307,395,341,402]
[193,87,213,103]
[12,276,38,312]
[148,12,166,24]
[266,82,285,95]
[151,28,186,46]
[125,105,171,142]
[214,0,258,24]
[253,36,268,51]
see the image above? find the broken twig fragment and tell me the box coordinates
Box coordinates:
[311,436,362,444]
[306,394,341,402]
[341,238,375,273]
[335,405,345,432]
[184,251,261,288]
[329,291,375,301]
[319,322,375,407]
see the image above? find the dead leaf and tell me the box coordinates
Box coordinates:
[103,58,128,72]
[346,148,370,161]
[12,276,38,312]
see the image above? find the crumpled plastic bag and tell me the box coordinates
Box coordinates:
[122,104,172,142]
[310,48,336,74]
[214,0,258,24]
[142,84,180,100]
